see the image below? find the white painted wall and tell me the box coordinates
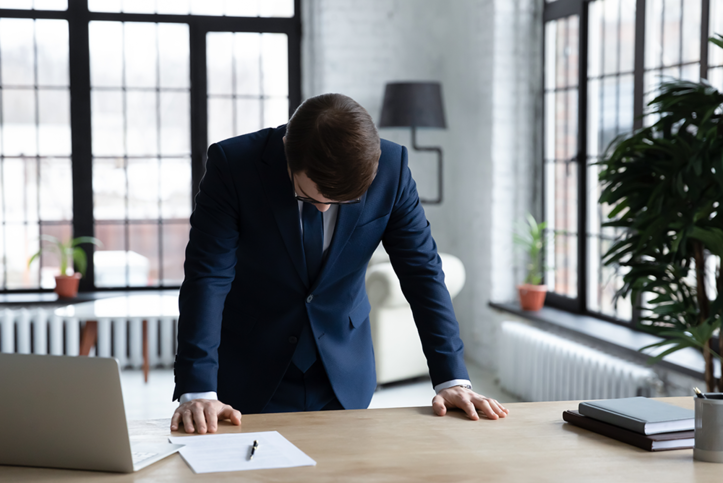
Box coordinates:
[302,0,543,371]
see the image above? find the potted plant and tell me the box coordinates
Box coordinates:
[513,213,549,311]
[597,35,723,392]
[28,235,103,298]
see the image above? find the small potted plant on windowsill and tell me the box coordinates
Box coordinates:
[28,235,103,298]
[513,213,550,311]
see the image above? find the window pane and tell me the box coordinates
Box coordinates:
[89,21,124,88]
[36,19,69,86]
[0,19,34,86]
[127,158,159,220]
[129,223,158,286]
[0,0,67,9]
[3,223,39,289]
[126,90,158,156]
[160,158,192,219]
[261,33,288,97]
[2,157,36,223]
[91,90,125,156]
[619,0,635,72]
[661,0,681,67]
[38,89,71,157]
[93,157,127,220]
[160,92,190,155]
[208,97,234,144]
[91,0,296,17]
[161,222,189,285]
[94,225,128,287]
[711,0,723,69]
[124,23,158,88]
[37,223,71,288]
[263,97,288,128]
[2,88,37,156]
[259,0,294,18]
[33,0,67,9]
[207,32,234,95]
[0,0,32,8]
[681,0,701,64]
[38,157,72,221]
[235,98,261,136]
[158,23,190,89]
[156,0,190,14]
[645,0,663,69]
[190,0,224,16]
[234,33,261,96]
[88,0,121,12]
[602,0,620,76]
[545,21,557,90]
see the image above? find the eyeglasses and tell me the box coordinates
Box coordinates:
[291,173,361,205]
[293,194,361,205]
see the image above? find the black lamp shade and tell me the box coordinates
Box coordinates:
[379,82,446,129]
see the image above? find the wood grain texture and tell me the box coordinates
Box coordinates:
[0,397,716,482]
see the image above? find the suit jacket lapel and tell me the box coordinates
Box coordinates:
[313,193,366,290]
[258,126,308,288]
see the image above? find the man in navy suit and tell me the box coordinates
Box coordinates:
[171,94,508,433]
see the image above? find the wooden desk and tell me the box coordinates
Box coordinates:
[0,397,718,482]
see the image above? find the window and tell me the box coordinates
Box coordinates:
[0,0,301,292]
[543,0,720,324]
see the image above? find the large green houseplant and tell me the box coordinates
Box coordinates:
[598,35,723,391]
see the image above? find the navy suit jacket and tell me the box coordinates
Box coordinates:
[173,125,468,413]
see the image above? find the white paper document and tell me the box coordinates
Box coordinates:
[168,431,316,474]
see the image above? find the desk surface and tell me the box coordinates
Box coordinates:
[0,397,718,482]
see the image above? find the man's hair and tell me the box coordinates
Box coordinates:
[284,93,381,201]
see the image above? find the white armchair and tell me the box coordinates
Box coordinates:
[365,248,466,385]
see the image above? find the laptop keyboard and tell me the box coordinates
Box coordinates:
[132,451,159,464]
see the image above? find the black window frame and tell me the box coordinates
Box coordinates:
[0,0,302,294]
[542,0,714,329]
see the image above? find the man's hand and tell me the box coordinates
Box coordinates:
[432,386,509,421]
[170,399,242,434]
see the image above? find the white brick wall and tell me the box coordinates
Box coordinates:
[302,0,543,371]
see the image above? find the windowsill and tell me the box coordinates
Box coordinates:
[489,301,708,381]
[0,289,180,307]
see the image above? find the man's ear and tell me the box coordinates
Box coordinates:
[282,136,286,144]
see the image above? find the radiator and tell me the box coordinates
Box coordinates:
[0,308,178,369]
[499,321,662,402]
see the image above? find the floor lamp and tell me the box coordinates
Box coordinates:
[379,82,446,204]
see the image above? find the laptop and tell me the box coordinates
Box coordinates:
[0,353,183,473]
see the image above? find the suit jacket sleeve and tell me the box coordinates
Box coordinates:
[381,146,469,386]
[173,143,240,400]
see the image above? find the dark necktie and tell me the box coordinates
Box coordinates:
[291,202,323,373]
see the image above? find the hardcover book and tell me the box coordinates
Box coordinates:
[563,410,694,451]
[578,397,694,435]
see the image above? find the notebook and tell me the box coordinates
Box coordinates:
[578,397,694,435]
[563,410,694,451]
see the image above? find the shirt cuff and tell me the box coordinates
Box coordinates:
[179,391,218,404]
[434,379,472,394]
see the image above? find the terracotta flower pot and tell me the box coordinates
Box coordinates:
[55,273,82,298]
[518,284,547,311]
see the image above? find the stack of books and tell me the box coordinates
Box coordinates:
[563,397,695,452]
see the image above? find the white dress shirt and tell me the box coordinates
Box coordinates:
[180,203,471,403]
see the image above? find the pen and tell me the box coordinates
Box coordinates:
[694,387,708,399]
[249,440,259,460]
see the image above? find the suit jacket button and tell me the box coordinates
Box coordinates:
[306,294,314,303]
[289,336,298,344]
